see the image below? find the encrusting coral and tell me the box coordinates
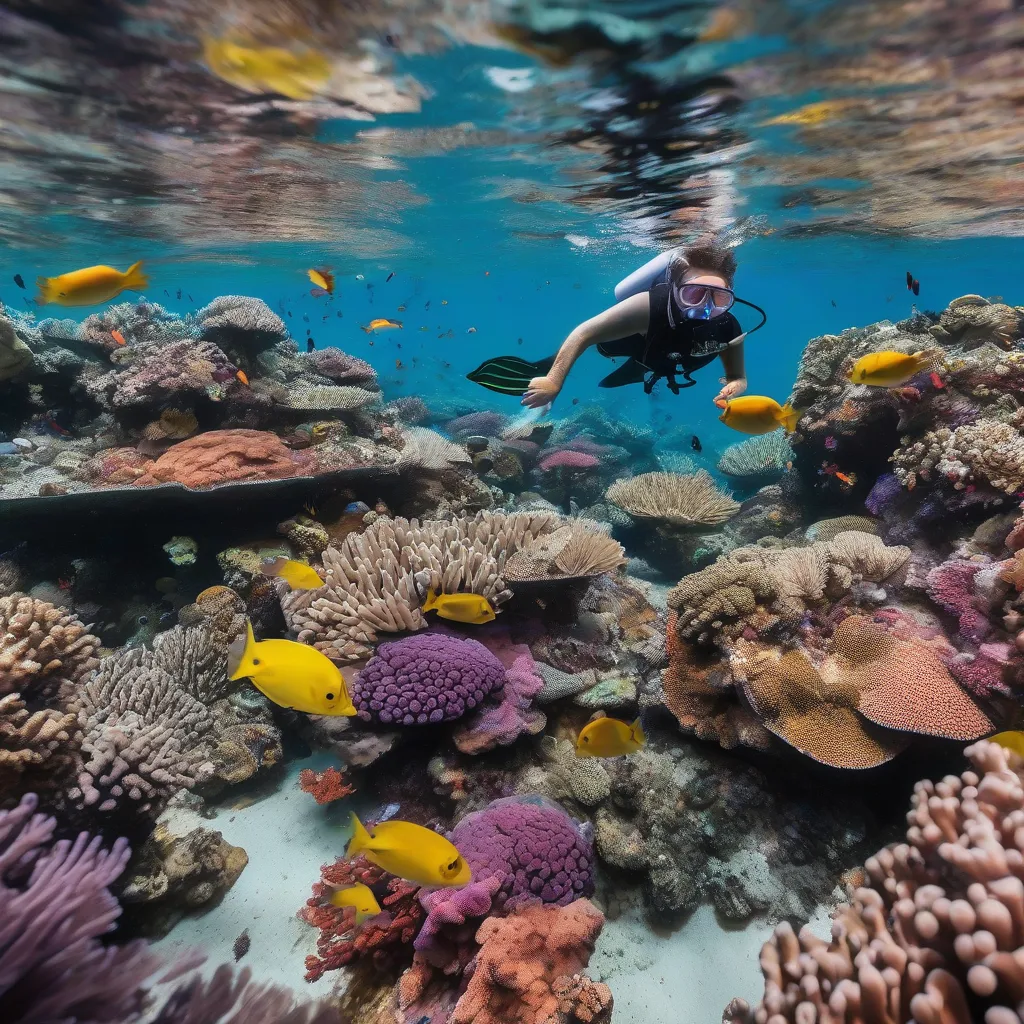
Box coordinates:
[725,738,1024,1024]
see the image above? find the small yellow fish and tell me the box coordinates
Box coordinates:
[361,318,403,333]
[847,350,933,388]
[422,588,495,624]
[347,813,471,887]
[329,882,382,923]
[718,396,800,435]
[228,621,356,716]
[576,716,646,758]
[308,267,335,295]
[203,37,331,101]
[261,556,324,590]
[989,732,1024,758]
[36,261,148,307]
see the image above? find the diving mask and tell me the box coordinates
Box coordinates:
[673,282,735,319]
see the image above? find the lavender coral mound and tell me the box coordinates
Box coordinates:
[452,794,595,909]
[725,738,1024,1024]
[0,793,159,1022]
[352,633,506,726]
[198,295,287,348]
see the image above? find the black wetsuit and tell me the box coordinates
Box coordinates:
[596,281,742,394]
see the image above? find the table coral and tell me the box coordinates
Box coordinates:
[352,633,507,726]
[300,854,424,981]
[298,765,355,804]
[725,739,1024,1024]
[134,429,315,488]
[448,899,611,1024]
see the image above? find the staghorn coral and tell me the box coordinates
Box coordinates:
[300,854,424,981]
[447,900,611,1024]
[198,295,288,348]
[606,470,739,528]
[0,793,161,1023]
[717,433,792,486]
[724,739,1024,1024]
[297,766,354,804]
[0,593,100,700]
[396,427,472,470]
[67,645,215,815]
[283,512,558,661]
[352,633,506,726]
[135,429,316,488]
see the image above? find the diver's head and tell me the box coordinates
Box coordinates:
[669,238,737,320]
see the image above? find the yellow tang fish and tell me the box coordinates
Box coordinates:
[719,395,801,435]
[36,261,148,307]
[228,621,356,716]
[847,350,933,388]
[203,37,331,101]
[422,588,495,625]
[261,556,324,590]
[989,731,1024,758]
[361,318,403,333]
[308,267,334,295]
[329,882,382,923]
[347,813,471,888]
[575,716,646,758]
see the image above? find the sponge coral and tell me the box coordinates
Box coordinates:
[352,633,506,726]
[134,429,315,488]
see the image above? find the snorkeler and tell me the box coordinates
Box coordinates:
[468,238,766,408]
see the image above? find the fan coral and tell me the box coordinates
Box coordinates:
[0,593,100,700]
[0,793,159,1022]
[804,515,878,542]
[351,633,507,726]
[606,470,739,527]
[135,429,315,488]
[297,766,354,804]
[396,427,472,470]
[283,512,558,661]
[300,854,424,981]
[717,433,792,485]
[725,739,1024,1024]
[305,347,377,387]
[538,451,601,472]
[448,900,611,1024]
[198,295,288,348]
[67,646,215,815]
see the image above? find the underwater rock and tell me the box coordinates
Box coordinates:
[0,314,33,380]
[121,822,248,936]
[572,675,636,710]
[163,534,198,566]
[725,738,1024,1024]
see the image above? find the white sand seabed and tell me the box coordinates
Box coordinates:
[151,751,835,1022]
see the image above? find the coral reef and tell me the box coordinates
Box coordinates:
[725,739,1024,1024]
[606,470,740,527]
[718,433,792,488]
[298,765,355,804]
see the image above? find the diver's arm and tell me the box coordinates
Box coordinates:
[522,293,650,408]
[714,340,747,405]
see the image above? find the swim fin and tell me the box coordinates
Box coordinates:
[598,358,650,389]
[467,355,555,396]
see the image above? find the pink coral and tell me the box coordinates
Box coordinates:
[449,900,611,1024]
[134,429,315,488]
[925,558,993,643]
[538,451,600,472]
[452,653,545,755]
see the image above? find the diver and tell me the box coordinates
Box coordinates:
[468,238,766,408]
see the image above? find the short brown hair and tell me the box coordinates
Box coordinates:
[672,237,737,286]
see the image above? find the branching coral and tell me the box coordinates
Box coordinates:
[297,766,354,804]
[135,429,316,488]
[283,512,558,661]
[717,433,792,486]
[0,693,79,801]
[725,739,1024,1024]
[606,470,739,527]
[67,646,215,815]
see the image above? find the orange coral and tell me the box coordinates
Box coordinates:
[448,899,611,1024]
[1000,551,1024,591]
[134,429,315,489]
[298,766,354,804]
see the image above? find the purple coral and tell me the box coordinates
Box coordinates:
[864,472,902,516]
[446,411,507,439]
[306,347,378,388]
[0,793,159,1022]
[452,653,545,754]
[351,634,506,726]
[926,558,993,644]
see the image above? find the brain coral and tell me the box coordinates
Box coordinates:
[351,633,506,726]
[451,794,595,909]
[134,429,315,488]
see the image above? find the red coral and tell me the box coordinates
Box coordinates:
[299,855,424,982]
[297,766,354,805]
[537,450,600,472]
[134,429,315,489]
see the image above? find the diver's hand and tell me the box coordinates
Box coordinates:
[713,377,747,408]
[522,375,561,408]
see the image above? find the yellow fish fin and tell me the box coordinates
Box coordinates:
[777,402,801,433]
[347,813,374,858]
[630,718,646,747]
[35,276,54,305]
[422,588,439,612]
[123,260,149,292]
[227,620,257,681]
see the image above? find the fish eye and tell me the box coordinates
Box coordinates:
[252,657,260,666]
[583,735,590,742]
[326,692,335,700]
[138,615,149,625]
